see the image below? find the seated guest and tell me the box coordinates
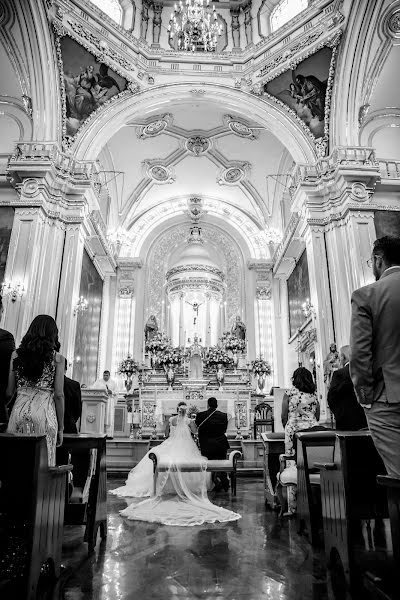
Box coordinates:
[0,295,15,426]
[276,367,320,516]
[64,359,82,433]
[6,315,65,466]
[327,345,367,431]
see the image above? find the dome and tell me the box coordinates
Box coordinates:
[166,226,225,282]
[172,239,218,270]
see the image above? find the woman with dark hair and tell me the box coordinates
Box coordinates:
[276,367,320,515]
[6,315,65,466]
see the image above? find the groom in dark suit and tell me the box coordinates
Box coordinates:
[196,397,230,491]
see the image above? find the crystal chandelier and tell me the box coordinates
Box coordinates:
[168,0,223,52]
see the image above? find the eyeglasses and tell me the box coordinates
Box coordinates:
[366,257,373,268]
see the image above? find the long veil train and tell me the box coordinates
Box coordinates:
[110,411,241,526]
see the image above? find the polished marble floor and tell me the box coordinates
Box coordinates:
[61,477,331,600]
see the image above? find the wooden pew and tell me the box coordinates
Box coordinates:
[296,429,336,545]
[0,434,71,599]
[148,451,242,496]
[363,476,400,600]
[56,434,107,552]
[317,432,388,596]
[261,432,285,508]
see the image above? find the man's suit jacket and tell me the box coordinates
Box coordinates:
[350,267,400,405]
[195,408,229,460]
[0,328,15,423]
[327,364,367,430]
[64,375,82,433]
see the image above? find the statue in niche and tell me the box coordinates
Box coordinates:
[140,0,150,40]
[189,335,203,379]
[144,314,158,342]
[153,3,162,44]
[323,342,340,386]
[230,7,240,48]
[231,315,246,340]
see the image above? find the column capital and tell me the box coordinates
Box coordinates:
[290,146,381,220]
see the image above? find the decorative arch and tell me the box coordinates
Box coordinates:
[121,196,272,259]
[68,82,318,166]
[143,219,246,329]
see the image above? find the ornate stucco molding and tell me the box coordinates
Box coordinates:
[166,264,225,280]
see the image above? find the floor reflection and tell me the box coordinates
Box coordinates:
[61,477,328,600]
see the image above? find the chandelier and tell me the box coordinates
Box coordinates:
[168,0,223,52]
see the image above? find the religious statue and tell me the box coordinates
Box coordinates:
[189,335,203,380]
[323,343,340,386]
[144,314,158,342]
[185,300,203,326]
[166,365,175,390]
[231,315,246,340]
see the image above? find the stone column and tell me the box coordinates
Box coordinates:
[56,222,86,365]
[179,292,185,346]
[205,292,211,347]
[302,224,335,418]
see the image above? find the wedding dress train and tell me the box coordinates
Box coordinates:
[110,413,241,526]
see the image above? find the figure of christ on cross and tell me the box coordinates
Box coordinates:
[185,300,203,325]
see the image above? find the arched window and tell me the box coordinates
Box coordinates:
[270,0,308,32]
[89,0,123,25]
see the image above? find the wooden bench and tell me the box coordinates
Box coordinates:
[261,432,285,508]
[317,432,388,597]
[363,476,400,600]
[0,434,71,599]
[295,429,336,545]
[148,450,242,496]
[56,434,107,553]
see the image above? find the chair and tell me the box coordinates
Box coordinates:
[253,402,274,439]
[0,434,71,599]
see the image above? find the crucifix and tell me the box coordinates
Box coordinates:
[185,300,203,325]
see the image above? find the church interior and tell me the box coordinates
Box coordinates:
[1,0,400,598]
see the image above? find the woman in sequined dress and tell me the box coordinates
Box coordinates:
[6,315,65,466]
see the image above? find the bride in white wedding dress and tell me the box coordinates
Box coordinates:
[110,403,241,526]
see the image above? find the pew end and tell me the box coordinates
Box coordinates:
[0,434,71,599]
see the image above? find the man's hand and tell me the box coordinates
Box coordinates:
[57,430,64,447]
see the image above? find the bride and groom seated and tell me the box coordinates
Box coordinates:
[110,398,240,526]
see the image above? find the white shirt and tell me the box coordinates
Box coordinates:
[92,377,117,394]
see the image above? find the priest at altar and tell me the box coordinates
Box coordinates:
[188,336,203,379]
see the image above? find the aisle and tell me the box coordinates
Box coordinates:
[61,477,328,600]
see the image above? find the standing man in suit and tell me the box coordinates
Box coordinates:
[350,236,400,477]
[0,295,15,426]
[196,397,230,491]
[64,359,82,433]
[327,345,367,431]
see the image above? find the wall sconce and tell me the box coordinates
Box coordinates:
[73,296,88,316]
[302,298,315,319]
[1,280,25,302]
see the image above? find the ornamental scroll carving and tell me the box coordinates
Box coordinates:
[145,225,242,327]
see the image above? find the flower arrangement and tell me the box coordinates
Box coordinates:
[223,333,246,352]
[157,345,186,366]
[204,346,234,370]
[118,355,139,377]
[188,404,199,419]
[251,358,271,376]
[145,331,171,354]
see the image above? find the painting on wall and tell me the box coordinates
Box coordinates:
[0,207,15,286]
[374,210,400,238]
[287,250,311,338]
[263,46,333,139]
[73,249,103,386]
[59,36,127,137]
